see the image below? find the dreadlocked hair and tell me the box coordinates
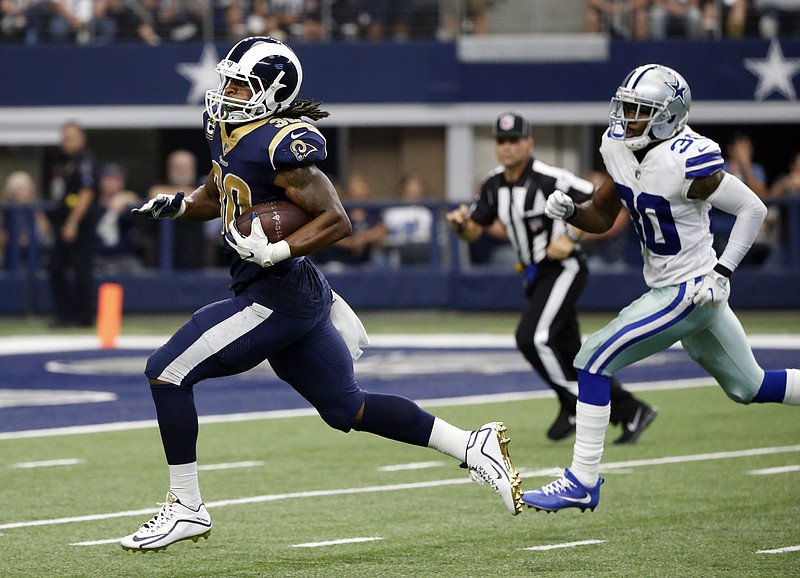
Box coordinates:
[275,99,330,121]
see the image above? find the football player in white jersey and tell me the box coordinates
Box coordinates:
[522,63,800,512]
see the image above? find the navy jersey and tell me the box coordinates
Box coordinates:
[203,112,330,317]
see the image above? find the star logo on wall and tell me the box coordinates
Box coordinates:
[743,39,800,101]
[177,44,221,104]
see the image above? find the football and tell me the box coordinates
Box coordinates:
[235,199,312,242]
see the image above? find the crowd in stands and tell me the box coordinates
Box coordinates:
[585,0,800,39]
[3,0,798,44]
[0,0,491,44]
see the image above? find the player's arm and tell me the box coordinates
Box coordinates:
[178,172,223,221]
[132,172,220,221]
[690,170,767,276]
[547,175,622,234]
[274,164,352,256]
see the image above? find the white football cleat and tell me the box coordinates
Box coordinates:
[465,422,524,515]
[120,492,212,552]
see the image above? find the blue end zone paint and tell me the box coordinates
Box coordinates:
[0,346,796,434]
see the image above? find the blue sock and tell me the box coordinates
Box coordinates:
[151,383,198,464]
[355,392,435,447]
[577,369,612,406]
[752,370,787,403]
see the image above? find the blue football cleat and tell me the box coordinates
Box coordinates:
[522,467,603,512]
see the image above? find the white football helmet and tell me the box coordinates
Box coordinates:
[609,64,691,151]
[205,36,303,124]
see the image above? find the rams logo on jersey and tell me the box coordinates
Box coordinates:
[290,139,318,162]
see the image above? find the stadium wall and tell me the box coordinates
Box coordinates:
[1,38,799,313]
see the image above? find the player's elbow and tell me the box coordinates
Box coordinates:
[752,198,768,224]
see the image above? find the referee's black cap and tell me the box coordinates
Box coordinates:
[493,112,530,139]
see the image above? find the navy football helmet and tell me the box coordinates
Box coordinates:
[205,36,303,123]
[609,64,691,151]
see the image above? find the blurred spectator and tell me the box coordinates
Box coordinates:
[45,121,99,327]
[0,170,52,270]
[1,0,31,42]
[755,0,800,38]
[442,0,489,38]
[245,0,323,42]
[721,132,776,266]
[330,0,369,39]
[143,0,204,42]
[584,0,650,39]
[769,150,800,197]
[724,132,767,197]
[649,0,704,38]
[382,173,435,267]
[368,0,440,40]
[93,0,159,44]
[94,163,147,274]
[147,149,208,269]
[714,0,750,38]
[314,173,387,268]
[25,0,92,44]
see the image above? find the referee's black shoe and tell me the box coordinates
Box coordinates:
[546,408,576,441]
[614,403,658,445]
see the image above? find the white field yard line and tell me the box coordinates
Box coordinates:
[11,458,86,469]
[291,537,384,548]
[2,444,799,532]
[521,540,607,551]
[748,464,800,475]
[1,334,798,355]
[756,545,800,554]
[0,377,715,442]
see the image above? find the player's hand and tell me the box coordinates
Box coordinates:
[225,216,291,267]
[131,192,186,219]
[689,269,730,307]
[545,190,575,220]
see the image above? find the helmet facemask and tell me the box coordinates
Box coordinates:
[608,64,691,151]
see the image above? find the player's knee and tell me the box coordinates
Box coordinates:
[317,393,366,433]
[722,382,758,404]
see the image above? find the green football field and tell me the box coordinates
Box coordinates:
[0,310,799,577]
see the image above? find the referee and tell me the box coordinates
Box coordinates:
[446,112,657,443]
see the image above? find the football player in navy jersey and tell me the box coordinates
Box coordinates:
[522,64,800,513]
[121,36,522,552]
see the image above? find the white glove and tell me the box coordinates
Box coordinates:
[131,192,186,219]
[545,190,575,220]
[225,217,291,267]
[690,269,730,307]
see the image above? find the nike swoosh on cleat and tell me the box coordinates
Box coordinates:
[290,130,308,139]
[132,533,166,542]
[626,408,643,432]
[562,494,593,504]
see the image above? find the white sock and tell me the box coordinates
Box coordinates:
[169,462,201,508]
[427,417,471,461]
[784,369,800,404]
[570,401,611,488]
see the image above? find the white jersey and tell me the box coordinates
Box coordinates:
[600,125,723,288]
